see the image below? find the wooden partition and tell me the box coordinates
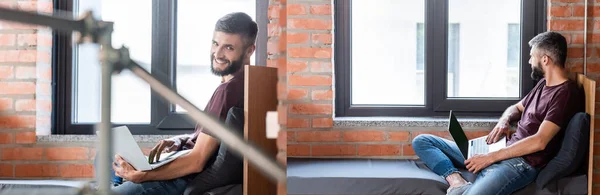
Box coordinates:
[577,74,596,195]
[243,65,279,195]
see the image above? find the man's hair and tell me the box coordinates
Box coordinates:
[528,31,568,68]
[214,12,258,48]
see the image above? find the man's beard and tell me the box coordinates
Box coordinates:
[210,53,245,76]
[531,63,544,81]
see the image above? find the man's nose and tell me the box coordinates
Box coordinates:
[214,47,225,59]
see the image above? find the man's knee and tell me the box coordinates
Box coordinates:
[412,134,436,148]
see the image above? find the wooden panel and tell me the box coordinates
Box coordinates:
[243,65,278,195]
[578,74,596,195]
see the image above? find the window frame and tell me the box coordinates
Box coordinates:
[52,0,268,134]
[334,0,547,117]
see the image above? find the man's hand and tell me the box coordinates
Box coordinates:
[113,155,147,183]
[135,132,219,182]
[465,154,497,174]
[148,137,189,164]
[486,121,510,144]
[486,103,522,145]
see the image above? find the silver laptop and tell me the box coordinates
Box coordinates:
[111,126,191,171]
[448,111,506,159]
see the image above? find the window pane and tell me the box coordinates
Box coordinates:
[176,0,256,112]
[448,23,459,96]
[73,0,152,123]
[351,0,425,105]
[507,24,520,68]
[448,0,521,98]
[416,23,424,71]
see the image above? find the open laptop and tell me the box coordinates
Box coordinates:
[110,126,191,171]
[447,111,506,159]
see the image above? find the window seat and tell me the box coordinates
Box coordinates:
[286,158,587,195]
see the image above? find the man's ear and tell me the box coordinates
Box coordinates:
[542,55,549,66]
[246,45,256,56]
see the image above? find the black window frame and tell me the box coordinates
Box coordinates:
[334,0,547,117]
[52,0,268,135]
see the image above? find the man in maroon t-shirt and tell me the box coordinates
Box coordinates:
[107,12,258,195]
[412,31,584,195]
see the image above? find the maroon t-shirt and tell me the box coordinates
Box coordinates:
[506,78,583,168]
[183,69,245,148]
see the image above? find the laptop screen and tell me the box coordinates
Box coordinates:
[448,111,469,159]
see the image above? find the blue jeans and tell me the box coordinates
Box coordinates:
[94,153,188,195]
[112,178,188,195]
[412,134,539,195]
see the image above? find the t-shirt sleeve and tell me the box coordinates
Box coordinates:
[544,88,572,128]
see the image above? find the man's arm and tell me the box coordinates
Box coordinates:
[490,120,561,162]
[169,133,194,141]
[500,101,524,125]
[486,101,524,144]
[466,120,561,173]
[141,132,220,181]
[491,85,572,162]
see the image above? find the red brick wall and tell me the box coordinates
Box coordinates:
[268,0,288,194]
[281,0,600,192]
[281,0,335,156]
[0,1,157,180]
[0,0,76,179]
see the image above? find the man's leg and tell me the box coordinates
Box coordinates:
[112,178,188,195]
[412,134,470,194]
[463,157,538,195]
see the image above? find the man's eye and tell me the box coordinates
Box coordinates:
[227,46,234,50]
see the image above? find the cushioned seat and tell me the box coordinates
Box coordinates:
[204,184,242,195]
[287,158,587,195]
[0,180,90,195]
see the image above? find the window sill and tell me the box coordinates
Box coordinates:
[37,135,171,143]
[333,116,500,129]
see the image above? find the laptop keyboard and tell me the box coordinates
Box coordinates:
[471,139,488,155]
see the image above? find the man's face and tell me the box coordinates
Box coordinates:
[528,48,545,81]
[210,31,247,76]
